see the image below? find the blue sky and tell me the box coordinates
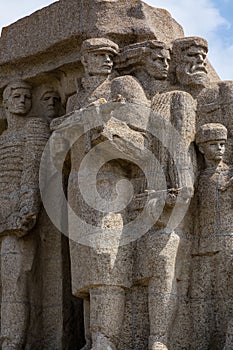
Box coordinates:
[147,0,233,80]
[0,0,232,80]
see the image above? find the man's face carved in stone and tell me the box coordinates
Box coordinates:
[200,140,226,162]
[6,87,32,116]
[145,48,170,79]
[176,45,208,86]
[41,91,61,119]
[83,50,114,76]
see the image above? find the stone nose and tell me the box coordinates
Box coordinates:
[196,54,205,63]
[164,59,169,68]
[104,54,112,62]
[19,95,26,103]
[48,97,55,106]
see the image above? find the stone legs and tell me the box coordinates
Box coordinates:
[0,234,37,350]
[190,237,233,350]
[81,286,125,350]
[147,232,180,350]
[148,278,177,350]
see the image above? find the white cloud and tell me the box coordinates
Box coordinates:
[145,0,228,36]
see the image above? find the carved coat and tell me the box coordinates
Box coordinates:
[65,75,150,296]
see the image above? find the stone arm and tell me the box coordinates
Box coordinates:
[97,116,152,164]
[137,90,197,226]
[110,75,149,106]
[152,90,196,196]
[219,175,233,191]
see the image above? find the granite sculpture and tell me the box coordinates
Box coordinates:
[193,123,233,350]
[0,81,49,349]
[0,1,231,350]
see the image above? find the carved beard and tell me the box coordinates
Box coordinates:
[176,65,208,87]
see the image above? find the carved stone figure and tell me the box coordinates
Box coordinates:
[197,80,233,165]
[0,81,50,349]
[147,38,201,350]
[56,37,150,350]
[61,106,153,350]
[51,35,195,350]
[192,123,233,350]
[170,36,209,97]
[66,37,119,113]
[0,1,231,350]
[150,38,208,202]
[38,84,65,121]
[116,40,171,99]
[66,37,149,114]
[35,83,81,349]
[62,36,195,350]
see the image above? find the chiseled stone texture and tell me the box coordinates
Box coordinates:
[0,0,183,63]
[0,0,183,89]
[0,0,219,92]
[0,1,231,350]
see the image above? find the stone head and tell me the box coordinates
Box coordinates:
[3,80,32,117]
[39,86,62,120]
[116,40,171,79]
[80,38,119,77]
[196,123,227,163]
[171,36,208,87]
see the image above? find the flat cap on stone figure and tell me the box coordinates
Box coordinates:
[60,39,150,350]
[66,37,119,112]
[195,122,230,235]
[194,123,233,350]
[196,123,227,169]
[80,37,118,80]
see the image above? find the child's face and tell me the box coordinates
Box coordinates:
[200,139,226,161]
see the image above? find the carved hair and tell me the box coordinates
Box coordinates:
[116,40,170,74]
[3,80,32,104]
[38,85,60,101]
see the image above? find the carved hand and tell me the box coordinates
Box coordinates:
[16,211,37,237]
[145,195,166,222]
[219,176,233,191]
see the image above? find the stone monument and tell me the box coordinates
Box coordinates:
[0,1,231,350]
